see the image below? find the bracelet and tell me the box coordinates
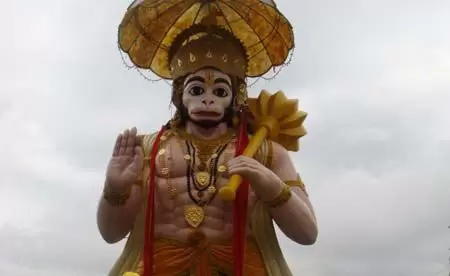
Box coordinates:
[103,184,132,206]
[264,184,292,208]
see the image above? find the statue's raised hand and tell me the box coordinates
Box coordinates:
[106,127,143,191]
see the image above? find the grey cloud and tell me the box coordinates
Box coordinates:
[0,224,114,275]
[1,0,449,276]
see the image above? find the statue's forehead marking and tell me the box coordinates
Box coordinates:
[204,70,214,86]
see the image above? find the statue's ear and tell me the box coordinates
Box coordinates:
[171,76,186,108]
[172,93,181,108]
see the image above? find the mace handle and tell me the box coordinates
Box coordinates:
[218,174,243,201]
[219,127,269,201]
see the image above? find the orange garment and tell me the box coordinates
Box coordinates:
[136,234,267,276]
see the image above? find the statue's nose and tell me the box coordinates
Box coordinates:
[202,99,214,105]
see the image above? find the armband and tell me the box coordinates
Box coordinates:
[264,184,292,208]
[285,174,308,196]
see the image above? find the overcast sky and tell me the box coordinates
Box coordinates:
[1,0,449,275]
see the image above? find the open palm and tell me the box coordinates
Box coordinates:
[106,127,143,189]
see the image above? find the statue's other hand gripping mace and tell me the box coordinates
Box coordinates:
[218,90,308,201]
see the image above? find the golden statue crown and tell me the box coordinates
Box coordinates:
[168,25,248,80]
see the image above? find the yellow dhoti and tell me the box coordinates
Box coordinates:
[133,235,267,276]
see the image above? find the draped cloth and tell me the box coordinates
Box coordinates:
[107,133,293,276]
[132,236,266,275]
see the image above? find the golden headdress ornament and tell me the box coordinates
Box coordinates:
[168,26,248,80]
[118,0,294,81]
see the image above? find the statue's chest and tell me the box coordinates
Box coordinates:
[154,137,237,196]
[151,134,265,221]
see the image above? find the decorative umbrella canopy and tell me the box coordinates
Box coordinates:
[118,0,294,80]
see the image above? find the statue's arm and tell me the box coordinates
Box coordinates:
[97,185,143,244]
[97,131,154,244]
[265,142,318,245]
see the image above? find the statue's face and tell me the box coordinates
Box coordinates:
[182,68,233,127]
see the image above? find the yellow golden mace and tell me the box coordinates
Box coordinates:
[218,90,307,201]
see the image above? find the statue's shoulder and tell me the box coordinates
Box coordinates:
[252,137,274,168]
[139,131,161,157]
[139,128,175,157]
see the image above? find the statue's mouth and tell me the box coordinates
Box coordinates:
[191,111,221,117]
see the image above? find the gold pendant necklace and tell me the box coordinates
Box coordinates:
[176,128,235,228]
[184,205,205,228]
[176,129,235,162]
[195,171,210,187]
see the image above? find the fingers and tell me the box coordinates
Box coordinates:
[227,166,258,180]
[227,156,260,179]
[134,145,144,163]
[131,146,144,173]
[228,161,259,172]
[118,129,129,156]
[136,134,143,147]
[117,127,138,156]
[228,156,260,170]
[112,134,122,156]
[125,127,137,156]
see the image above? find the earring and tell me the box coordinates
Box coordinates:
[237,83,248,106]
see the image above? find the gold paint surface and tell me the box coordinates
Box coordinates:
[184,205,205,228]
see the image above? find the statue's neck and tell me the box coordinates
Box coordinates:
[185,121,229,140]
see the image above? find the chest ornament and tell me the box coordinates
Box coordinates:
[175,129,236,228]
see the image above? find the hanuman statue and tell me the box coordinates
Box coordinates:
[97,2,317,276]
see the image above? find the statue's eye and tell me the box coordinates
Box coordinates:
[214,88,228,97]
[188,86,204,96]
